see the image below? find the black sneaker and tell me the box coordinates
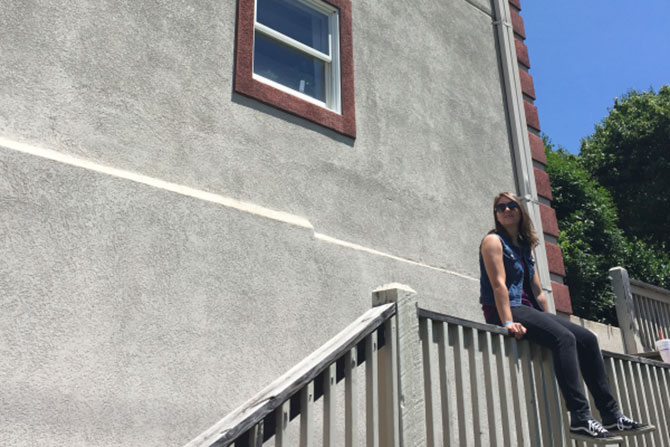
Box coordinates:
[569,419,623,443]
[603,415,655,435]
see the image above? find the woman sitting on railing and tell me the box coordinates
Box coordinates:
[479,192,653,443]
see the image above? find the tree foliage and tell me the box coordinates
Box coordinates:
[545,144,622,323]
[546,140,670,325]
[580,86,670,247]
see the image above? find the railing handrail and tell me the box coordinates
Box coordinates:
[418,307,509,336]
[630,277,670,298]
[602,349,670,370]
[630,278,670,303]
[183,303,396,447]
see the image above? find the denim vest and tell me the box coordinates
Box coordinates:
[480,233,535,307]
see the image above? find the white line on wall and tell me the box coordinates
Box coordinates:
[0,136,478,282]
[314,233,478,281]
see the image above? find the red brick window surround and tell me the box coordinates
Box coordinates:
[235,0,356,138]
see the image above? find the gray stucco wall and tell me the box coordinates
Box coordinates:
[0,0,520,445]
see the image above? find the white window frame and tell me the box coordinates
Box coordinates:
[252,0,342,113]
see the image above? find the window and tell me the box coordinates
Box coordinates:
[235,0,356,138]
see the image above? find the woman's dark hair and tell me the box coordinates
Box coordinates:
[492,192,539,248]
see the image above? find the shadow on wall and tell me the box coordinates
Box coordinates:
[230,92,356,147]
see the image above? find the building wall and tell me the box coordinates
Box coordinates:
[0,0,538,445]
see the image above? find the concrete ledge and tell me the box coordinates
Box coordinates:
[568,316,624,353]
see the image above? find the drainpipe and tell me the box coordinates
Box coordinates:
[492,0,556,313]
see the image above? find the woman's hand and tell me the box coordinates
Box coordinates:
[506,322,526,339]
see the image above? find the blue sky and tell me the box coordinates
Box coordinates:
[521,1,670,154]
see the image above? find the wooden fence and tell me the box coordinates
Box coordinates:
[185,284,670,447]
[610,267,670,354]
[419,309,670,447]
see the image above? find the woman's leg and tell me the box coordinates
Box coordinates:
[510,306,592,420]
[549,315,622,420]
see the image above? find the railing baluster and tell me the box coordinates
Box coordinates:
[469,328,483,447]
[631,291,647,347]
[345,346,358,447]
[323,363,336,447]
[641,296,655,349]
[649,298,663,349]
[632,361,654,446]
[275,401,289,447]
[482,331,499,446]
[660,301,670,339]
[612,358,639,447]
[437,321,453,447]
[650,299,663,346]
[643,296,657,350]
[555,375,573,447]
[366,331,379,447]
[654,366,670,443]
[507,337,529,446]
[531,344,551,447]
[662,301,670,339]
[495,334,512,446]
[622,359,643,447]
[419,318,435,447]
[378,316,400,447]
[541,347,565,447]
[248,422,263,447]
[300,382,314,447]
[585,374,599,447]
[605,357,621,404]
[519,340,542,446]
[641,364,663,447]
[658,368,670,443]
[453,324,469,445]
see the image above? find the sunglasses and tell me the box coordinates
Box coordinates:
[495,201,520,213]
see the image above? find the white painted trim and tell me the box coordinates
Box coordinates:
[314,233,478,281]
[0,136,313,230]
[328,11,342,113]
[0,137,478,283]
[255,23,332,62]
[253,0,341,113]
[253,73,330,109]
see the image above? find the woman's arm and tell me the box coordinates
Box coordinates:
[531,262,548,312]
[481,235,526,339]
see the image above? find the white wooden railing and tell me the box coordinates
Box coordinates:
[186,284,670,447]
[418,309,670,447]
[610,267,670,354]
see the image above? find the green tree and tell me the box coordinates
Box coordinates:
[580,86,670,247]
[545,143,623,323]
[546,139,670,324]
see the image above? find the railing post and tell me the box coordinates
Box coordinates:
[610,266,645,354]
[372,283,427,447]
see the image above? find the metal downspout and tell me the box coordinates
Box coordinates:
[492,0,556,313]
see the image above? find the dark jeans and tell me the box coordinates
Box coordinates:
[487,305,621,422]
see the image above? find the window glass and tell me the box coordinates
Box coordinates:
[256,0,330,55]
[254,33,326,101]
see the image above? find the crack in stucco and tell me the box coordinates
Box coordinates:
[0,136,478,283]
